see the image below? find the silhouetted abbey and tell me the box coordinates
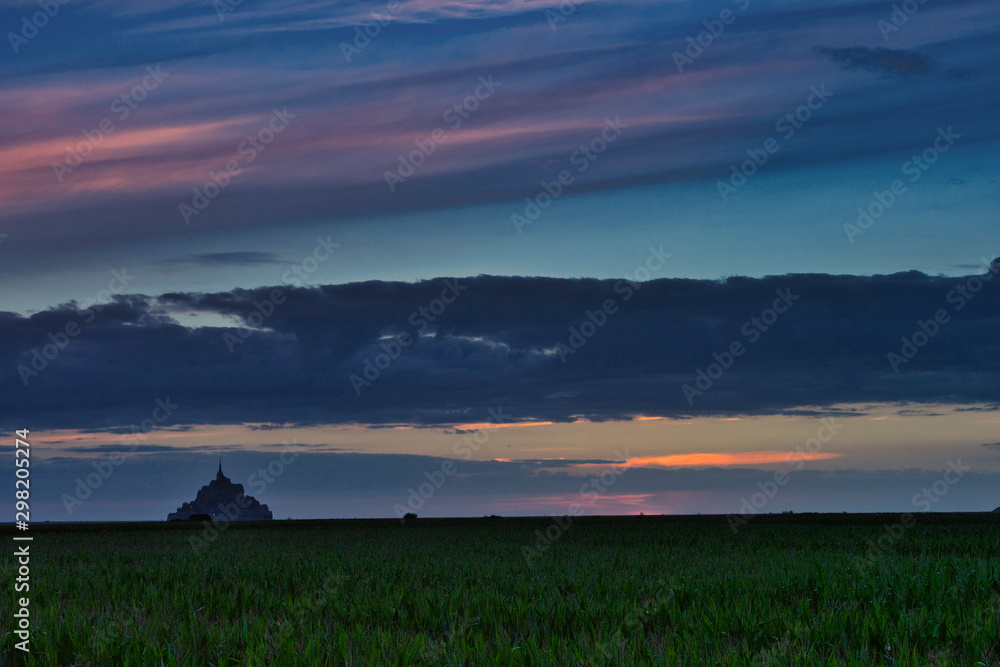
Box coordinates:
[167,460,272,521]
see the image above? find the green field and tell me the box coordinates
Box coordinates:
[3,513,1000,666]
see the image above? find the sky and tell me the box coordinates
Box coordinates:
[1,0,999,521]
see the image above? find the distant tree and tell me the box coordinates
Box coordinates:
[403,512,418,524]
[188,513,212,522]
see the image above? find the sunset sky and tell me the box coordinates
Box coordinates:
[1,0,999,521]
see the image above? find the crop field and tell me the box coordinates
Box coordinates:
[2,513,1000,666]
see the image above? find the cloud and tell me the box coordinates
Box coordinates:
[247,423,297,431]
[60,444,182,453]
[620,452,840,468]
[78,424,195,434]
[159,252,287,267]
[2,0,998,260]
[814,46,931,79]
[524,451,843,469]
[955,404,1000,412]
[55,443,251,453]
[2,263,1000,430]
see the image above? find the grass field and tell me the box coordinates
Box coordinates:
[2,513,1000,666]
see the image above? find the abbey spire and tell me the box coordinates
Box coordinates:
[168,460,272,522]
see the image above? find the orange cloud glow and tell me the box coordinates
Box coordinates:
[453,421,554,431]
[623,451,840,467]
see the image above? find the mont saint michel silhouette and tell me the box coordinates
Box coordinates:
[167,459,273,521]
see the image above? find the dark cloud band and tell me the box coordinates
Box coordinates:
[2,262,998,430]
